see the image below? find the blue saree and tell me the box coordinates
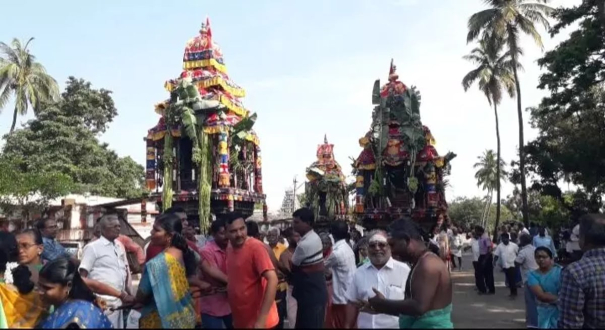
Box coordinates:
[527,265,562,329]
[139,252,196,329]
[38,299,112,329]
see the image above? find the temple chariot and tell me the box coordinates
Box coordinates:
[144,18,266,230]
[352,60,456,231]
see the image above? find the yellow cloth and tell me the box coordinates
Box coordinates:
[0,284,47,328]
[272,243,287,260]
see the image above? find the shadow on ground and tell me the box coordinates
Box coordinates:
[451,257,526,329]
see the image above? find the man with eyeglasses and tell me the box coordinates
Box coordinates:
[344,230,410,329]
[36,218,78,264]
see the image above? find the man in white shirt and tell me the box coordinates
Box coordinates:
[344,230,410,328]
[79,214,133,329]
[469,232,481,291]
[515,234,538,328]
[325,221,357,328]
[494,233,519,298]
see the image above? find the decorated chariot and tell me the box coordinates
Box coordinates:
[352,60,456,231]
[303,136,349,226]
[144,18,266,230]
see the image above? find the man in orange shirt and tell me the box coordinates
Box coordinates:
[225,213,279,328]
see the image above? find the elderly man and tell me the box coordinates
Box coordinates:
[267,226,288,328]
[344,230,410,328]
[79,214,134,329]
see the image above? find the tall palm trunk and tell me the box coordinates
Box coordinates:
[10,106,19,133]
[493,103,502,242]
[481,189,492,228]
[508,30,529,227]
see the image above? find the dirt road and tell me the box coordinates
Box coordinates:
[451,254,526,329]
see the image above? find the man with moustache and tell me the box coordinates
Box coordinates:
[225,213,279,329]
[344,230,411,329]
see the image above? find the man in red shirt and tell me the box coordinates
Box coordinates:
[225,213,279,328]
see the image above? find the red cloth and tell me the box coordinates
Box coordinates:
[227,238,279,328]
[145,243,164,262]
[329,304,351,329]
[116,235,145,265]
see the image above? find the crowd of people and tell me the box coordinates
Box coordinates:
[0,209,603,329]
[466,214,605,329]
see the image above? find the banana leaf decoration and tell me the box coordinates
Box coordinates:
[162,133,174,210]
[372,79,381,105]
[198,128,212,232]
[181,106,203,165]
[232,113,257,141]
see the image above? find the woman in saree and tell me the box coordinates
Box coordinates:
[0,248,48,329]
[16,229,45,285]
[36,257,112,329]
[528,246,561,329]
[126,213,197,329]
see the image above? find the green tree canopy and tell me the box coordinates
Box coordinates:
[1,77,145,199]
[447,196,514,233]
[520,1,605,216]
[0,157,73,219]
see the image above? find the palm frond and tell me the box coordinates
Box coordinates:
[461,67,483,91]
[467,9,500,43]
[0,85,12,110]
[515,15,545,50]
[0,41,19,64]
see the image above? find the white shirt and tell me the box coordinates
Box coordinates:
[515,245,538,283]
[346,258,410,329]
[79,236,128,301]
[325,239,356,304]
[470,238,480,262]
[450,235,463,257]
[494,242,519,268]
[292,230,323,266]
[521,228,530,236]
[566,225,580,253]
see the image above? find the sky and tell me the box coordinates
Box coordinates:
[1,0,581,212]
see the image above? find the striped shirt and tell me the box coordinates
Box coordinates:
[292,230,324,267]
[558,247,605,329]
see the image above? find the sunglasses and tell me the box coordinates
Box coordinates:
[369,242,388,249]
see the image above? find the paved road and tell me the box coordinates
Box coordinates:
[451,254,526,329]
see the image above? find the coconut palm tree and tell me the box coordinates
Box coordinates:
[467,0,553,227]
[0,37,60,133]
[474,149,508,239]
[462,36,517,240]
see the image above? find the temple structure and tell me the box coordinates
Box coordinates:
[352,60,456,230]
[144,18,266,229]
[304,135,348,223]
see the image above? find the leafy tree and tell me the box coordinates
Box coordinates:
[448,196,514,234]
[1,77,145,199]
[521,1,605,217]
[502,187,576,230]
[462,36,517,238]
[467,0,554,226]
[0,157,73,221]
[0,37,60,133]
